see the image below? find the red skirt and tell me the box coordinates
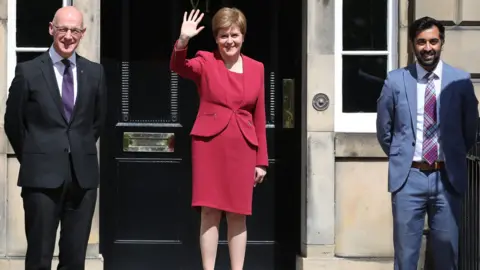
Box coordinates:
[191,117,256,215]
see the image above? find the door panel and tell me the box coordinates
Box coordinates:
[100,0,302,269]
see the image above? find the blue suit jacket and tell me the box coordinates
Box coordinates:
[376,62,478,193]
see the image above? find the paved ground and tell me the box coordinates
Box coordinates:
[0,258,103,270]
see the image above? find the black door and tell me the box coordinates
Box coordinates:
[100,0,303,269]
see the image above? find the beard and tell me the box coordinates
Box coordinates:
[415,49,441,68]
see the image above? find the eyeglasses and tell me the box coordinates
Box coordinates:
[53,25,84,36]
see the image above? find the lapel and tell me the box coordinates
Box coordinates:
[40,51,86,124]
[39,52,88,125]
[440,63,454,121]
[404,64,418,136]
[213,51,230,105]
[440,63,453,93]
[239,54,251,107]
[70,55,87,124]
[39,52,68,123]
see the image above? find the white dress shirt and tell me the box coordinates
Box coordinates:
[413,60,443,162]
[49,46,78,103]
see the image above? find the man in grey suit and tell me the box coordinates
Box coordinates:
[376,16,478,269]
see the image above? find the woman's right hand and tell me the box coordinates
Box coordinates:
[179,9,205,42]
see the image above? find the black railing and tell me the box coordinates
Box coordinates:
[458,140,480,269]
[424,137,480,269]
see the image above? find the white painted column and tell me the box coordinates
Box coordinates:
[302,0,336,256]
[74,0,101,257]
[0,0,8,258]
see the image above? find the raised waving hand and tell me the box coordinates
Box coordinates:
[177,9,205,49]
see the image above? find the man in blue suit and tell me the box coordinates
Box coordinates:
[376,16,478,269]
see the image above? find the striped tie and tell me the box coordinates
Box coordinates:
[422,72,438,164]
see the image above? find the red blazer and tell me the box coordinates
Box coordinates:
[170,42,268,167]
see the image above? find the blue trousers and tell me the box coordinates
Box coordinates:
[392,168,461,270]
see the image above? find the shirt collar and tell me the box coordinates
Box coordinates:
[49,45,76,66]
[416,60,443,81]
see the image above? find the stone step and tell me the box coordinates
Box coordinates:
[298,237,428,270]
[298,256,393,270]
[0,258,103,270]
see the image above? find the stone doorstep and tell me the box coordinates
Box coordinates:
[0,256,424,270]
[0,258,103,270]
[2,257,392,270]
[297,245,394,270]
[297,235,428,270]
[297,256,394,270]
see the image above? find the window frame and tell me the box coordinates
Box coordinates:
[334,0,399,133]
[7,0,73,87]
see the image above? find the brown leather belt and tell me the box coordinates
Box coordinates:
[411,161,445,170]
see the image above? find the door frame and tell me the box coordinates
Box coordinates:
[98,0,308,265]
[299,0,308,258]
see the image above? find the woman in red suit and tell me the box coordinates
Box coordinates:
[170,8,268,270]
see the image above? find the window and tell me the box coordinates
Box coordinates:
[7,0,72,86]
[334,0,398,133]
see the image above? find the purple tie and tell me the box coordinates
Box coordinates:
[422,72,438,164]
[61,59,74,121]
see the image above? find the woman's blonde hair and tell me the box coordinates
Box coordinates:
[211,7,247,37]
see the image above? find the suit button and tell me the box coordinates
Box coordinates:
[412,142,415,146]
[64,148,69,152]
